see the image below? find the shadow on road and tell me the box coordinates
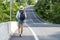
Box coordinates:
[9,35,35,40]
[26,23,60,27]
[9,30,60,40]
[49,32,60,40]
[38,32,60,40]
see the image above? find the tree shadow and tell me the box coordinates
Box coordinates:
[48,32,60,40]
[38,32,60,40]
[27,23,60,27]
[9,34,35,40]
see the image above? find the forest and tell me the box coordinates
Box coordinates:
[34,0,60,24]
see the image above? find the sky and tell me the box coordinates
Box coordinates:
[35,0,38,2]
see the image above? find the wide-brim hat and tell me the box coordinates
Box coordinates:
[19,6,24,10]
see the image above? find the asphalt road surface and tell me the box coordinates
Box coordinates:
[9,5,60,40]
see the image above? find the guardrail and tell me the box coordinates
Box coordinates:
[0,22,18,40]
[0,22,10,40]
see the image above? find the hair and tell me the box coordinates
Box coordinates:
[19,10,24,14]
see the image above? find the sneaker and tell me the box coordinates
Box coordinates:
[19,34,22,37]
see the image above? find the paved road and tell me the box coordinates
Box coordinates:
[9,6,60,40]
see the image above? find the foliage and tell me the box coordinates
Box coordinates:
[0,1,19,23]
[27,0,35,5]
[16,0,27,6]
[34,0,60,24]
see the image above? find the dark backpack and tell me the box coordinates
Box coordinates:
[20,13,25,20]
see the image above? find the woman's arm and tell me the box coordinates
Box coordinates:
[16,11,19,19]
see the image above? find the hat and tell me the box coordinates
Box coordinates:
[19,6,24,10]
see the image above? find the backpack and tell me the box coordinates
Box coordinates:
[20,13,25,20]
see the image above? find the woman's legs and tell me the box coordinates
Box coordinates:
[20,23,24,35]
[18,23,24,37]
[18,23,20,34]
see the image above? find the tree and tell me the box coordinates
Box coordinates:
[0,0,19,22]
[34,0,60,24]
[16,0,27,6]
[27,0,35,5]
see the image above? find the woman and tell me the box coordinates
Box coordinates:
[16,6,27,37]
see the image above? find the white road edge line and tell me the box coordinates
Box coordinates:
[25,23,39,40]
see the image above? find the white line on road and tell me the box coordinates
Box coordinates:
[26,23,39,40]
[32,12,40,22]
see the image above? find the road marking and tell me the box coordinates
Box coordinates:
[28,11,34,23]
[26,23,39,40]
[30,7,40,22]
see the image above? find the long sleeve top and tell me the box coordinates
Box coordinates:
[16,11,27,20]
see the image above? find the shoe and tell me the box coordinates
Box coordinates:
[19,34,22,37]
